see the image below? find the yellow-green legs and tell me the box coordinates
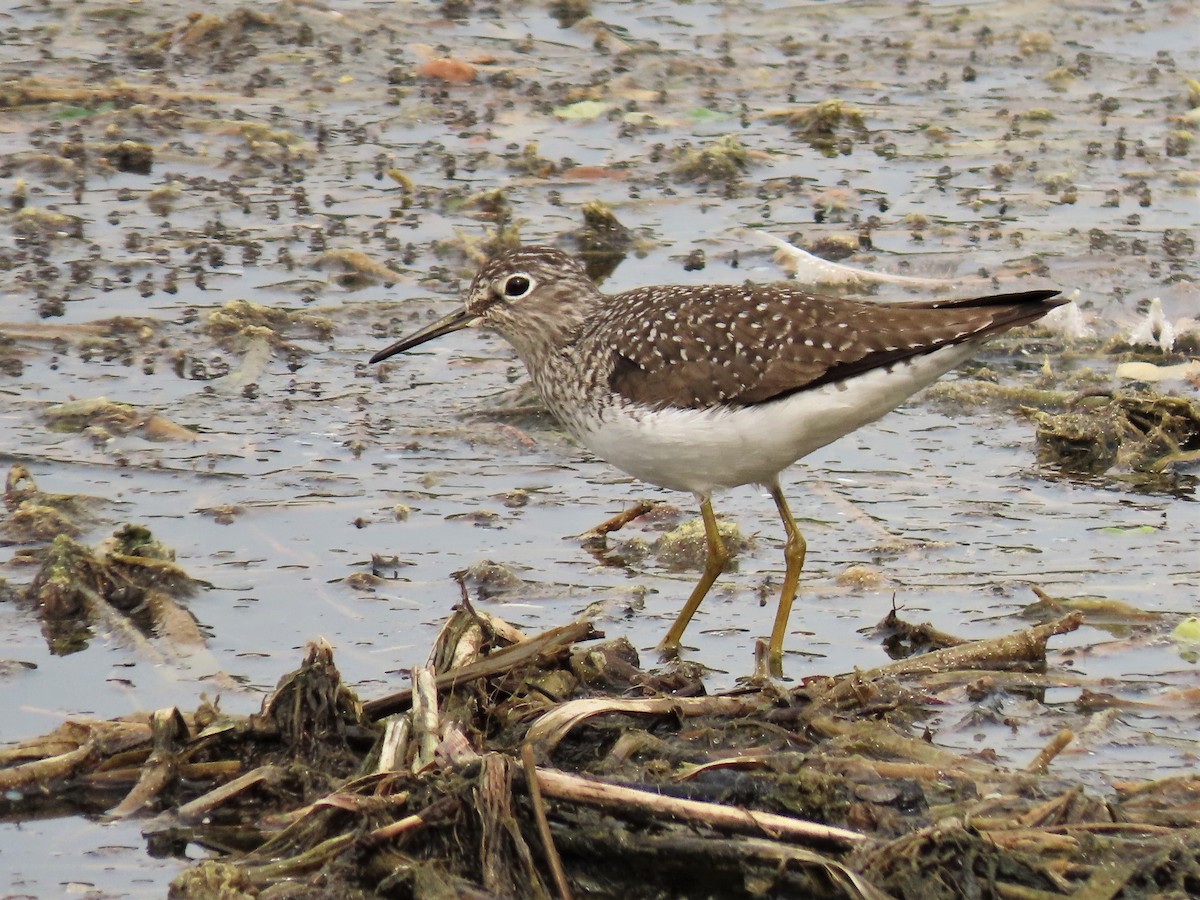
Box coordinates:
[657,484,805,676]
[657,496,730,656]
[767,480,806,677]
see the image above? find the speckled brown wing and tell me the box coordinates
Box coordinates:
[593,282,1062,410]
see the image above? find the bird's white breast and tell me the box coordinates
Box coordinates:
[572,342,981,496]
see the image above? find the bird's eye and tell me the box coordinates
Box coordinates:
[503,274,532,297]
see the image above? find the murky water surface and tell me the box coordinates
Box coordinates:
[1,0,1197,894]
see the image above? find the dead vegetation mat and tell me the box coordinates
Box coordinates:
[2,604,1197,900]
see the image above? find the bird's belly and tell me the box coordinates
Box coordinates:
[574,344,979,496]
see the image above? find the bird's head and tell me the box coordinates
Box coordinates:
[369,246,596,364]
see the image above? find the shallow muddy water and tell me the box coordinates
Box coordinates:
[1,0,1197,894]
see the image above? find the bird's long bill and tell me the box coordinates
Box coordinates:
[369,306,478,363]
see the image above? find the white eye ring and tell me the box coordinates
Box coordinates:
[500,273,535,298]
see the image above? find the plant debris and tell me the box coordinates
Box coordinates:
[2,464,105,543]
[41,396,201,442]
[4,603,1197,898]
[1025,390,1200,493]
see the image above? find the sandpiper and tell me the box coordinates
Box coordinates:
[371,246,1063,675]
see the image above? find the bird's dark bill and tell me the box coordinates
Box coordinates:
[369,306,478,363]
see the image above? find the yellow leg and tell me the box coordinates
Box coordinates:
[767,480,806,677]
[658,497,730,656]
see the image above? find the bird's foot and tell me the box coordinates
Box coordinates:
[750,638,787,682]
[656,638,683,663]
